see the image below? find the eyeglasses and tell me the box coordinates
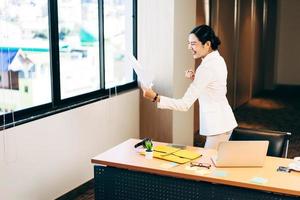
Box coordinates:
[190,162,211,169]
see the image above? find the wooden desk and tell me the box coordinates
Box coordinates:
[91,138,300,200]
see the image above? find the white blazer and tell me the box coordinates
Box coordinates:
[157,50,237,136]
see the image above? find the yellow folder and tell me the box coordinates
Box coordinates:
[141,145,201,164]
[153,145,179,154]
[172,149,201,160]
[160,154,191,164]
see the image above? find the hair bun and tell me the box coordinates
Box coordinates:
[214,36,221,46]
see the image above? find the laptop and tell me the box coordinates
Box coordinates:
[211,141,269,167]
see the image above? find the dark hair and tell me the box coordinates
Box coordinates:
[190,25,221,50]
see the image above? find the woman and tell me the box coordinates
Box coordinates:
[142,25,237,149]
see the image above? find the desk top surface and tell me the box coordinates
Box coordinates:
[91,138,300,196]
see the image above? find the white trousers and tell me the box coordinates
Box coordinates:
[204,130,233,150]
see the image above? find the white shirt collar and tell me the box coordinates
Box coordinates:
[201,50,220,64]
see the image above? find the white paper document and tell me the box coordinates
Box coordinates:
[122,50,154,89]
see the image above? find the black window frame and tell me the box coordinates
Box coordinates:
[0,0,137,129]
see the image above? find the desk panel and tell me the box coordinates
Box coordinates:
[94,166,298,200]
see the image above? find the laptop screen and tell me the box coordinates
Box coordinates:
[212,141,269,167]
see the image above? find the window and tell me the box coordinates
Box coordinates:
[0,0,137,127]
[57,0,101,99]
[103,0,135,88]
[0,0,51,114]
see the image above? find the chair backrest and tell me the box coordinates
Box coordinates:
[230,127,291,158]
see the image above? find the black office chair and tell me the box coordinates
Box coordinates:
[230,127,291,158]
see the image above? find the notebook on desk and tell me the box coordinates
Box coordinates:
[211,141,269,167]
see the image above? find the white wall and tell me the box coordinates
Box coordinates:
[275,0,300,85]
[138,0,195,145]
[172,1,196,145]
[0,89,139,200]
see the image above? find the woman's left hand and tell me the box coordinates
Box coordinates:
[185,69,195,80]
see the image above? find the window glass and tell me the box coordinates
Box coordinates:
[0,0,51,114]
[104,0,134,88]
[0,0,136,126]
[57,0,100,99]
